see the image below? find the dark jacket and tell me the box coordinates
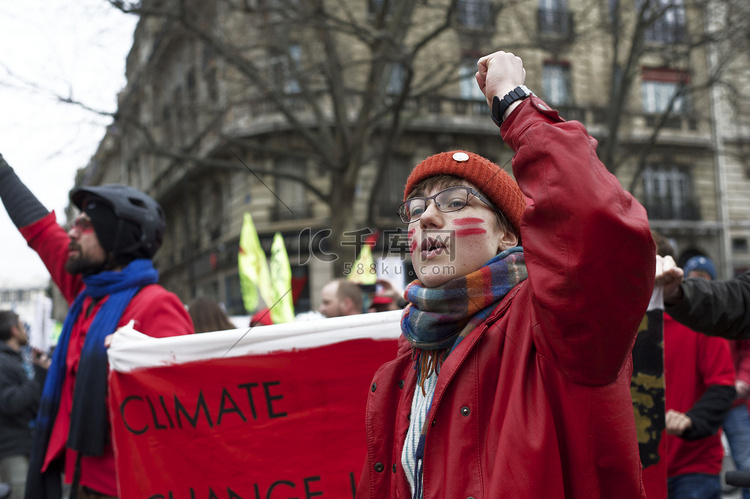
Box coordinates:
[666,271,750,339]
[0,343,45,459]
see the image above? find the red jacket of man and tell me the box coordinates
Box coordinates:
[21,212,193,496]
[357,97,655,498]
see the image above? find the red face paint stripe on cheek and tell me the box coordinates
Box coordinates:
[455,228,487,237]
[408,229,417,253]
[453,217,484,226]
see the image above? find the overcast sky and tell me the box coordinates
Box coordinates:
[0,1,137,287]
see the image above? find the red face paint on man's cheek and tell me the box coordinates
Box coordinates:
[455,228,487,237]
[452,217,485,226]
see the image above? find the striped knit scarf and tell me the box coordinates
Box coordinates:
[400,246,527,499]
[402,246,527,391]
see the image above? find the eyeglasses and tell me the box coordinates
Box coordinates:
[398,186,495,224]
[70,216,94,233]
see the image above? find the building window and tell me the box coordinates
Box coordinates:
[640,0,686,44]
[270,44,302,94]
[642,164,699,220]
[641,68,689,114]
[200,180,225,242]
[203,45,219,103]
[274,156,309,220]
[542,62,572,106]
[458,60,486,115]
[538,0,570,35]
[368,0,393,16]
[733,238,748,253]
[224,272,245,316]
[378,154,412,219]
[459,60,486,112]
[457,0,492,28]
[385,63,405,95]
[186,67,198,126]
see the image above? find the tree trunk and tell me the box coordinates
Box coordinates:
[327,182,358,278]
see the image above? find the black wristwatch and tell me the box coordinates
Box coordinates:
[491,85,532,127]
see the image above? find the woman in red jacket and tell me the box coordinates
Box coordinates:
[356,51,655,498]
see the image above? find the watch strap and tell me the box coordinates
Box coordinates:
[491,85,532,127]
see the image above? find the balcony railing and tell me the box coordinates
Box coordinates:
[144,93,708,201]
[645,22,687,44]
[457,0,493,29]
[643,197,701,221]
[644,113,698,132]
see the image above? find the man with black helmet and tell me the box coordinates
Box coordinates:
[0,155,193,499]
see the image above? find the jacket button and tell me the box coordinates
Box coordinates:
[467,497,475,499]
[371,383,377,392]
[398,379,405,389]
[374,462,385,473]
[392,464,397,473]
[431,419,436,426]
[461,406,471,416]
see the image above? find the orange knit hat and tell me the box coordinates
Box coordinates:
[403,151,525,235]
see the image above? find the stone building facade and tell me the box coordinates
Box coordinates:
[69,0,750,315]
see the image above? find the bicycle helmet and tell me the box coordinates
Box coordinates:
[70,184,166,260]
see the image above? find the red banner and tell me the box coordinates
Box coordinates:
[107,312,401,498]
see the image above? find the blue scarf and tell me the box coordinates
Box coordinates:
[25,259,159,499]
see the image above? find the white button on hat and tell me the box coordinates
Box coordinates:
[452,152,469,162]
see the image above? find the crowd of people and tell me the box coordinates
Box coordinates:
[0,49,749,499]
[652,233,740,498]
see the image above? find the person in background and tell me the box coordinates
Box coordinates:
[357,51,655,498]
[659,254,736,499]
[652,230,676,261]
[250,308,274,327]
[367,292,403,313]
[318,278,363,318]
[188,297,236,333]
[0,311,50,499]
[368,279,407,313]
[656,257,750,340]
[0,155,193,499]
[683,256,750,499]
[293,311,325,322]
[725,337,750,499]
[683,256,716,282]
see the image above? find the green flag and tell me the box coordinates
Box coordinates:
[269,232,295,324]
[238,213,272,313]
